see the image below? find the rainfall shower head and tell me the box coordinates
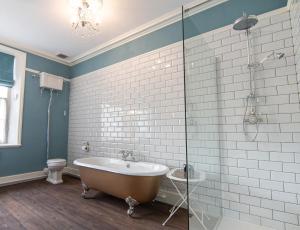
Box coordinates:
[233,14,258,31]
[259,52,285,64]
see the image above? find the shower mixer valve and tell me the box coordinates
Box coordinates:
[244,110,263,125]
[244,93,263,125]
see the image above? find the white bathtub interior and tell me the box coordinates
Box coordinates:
[74,157,169,176]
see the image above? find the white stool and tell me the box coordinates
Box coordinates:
[162,168,209,230]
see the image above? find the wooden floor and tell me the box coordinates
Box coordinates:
[0,176,188,230]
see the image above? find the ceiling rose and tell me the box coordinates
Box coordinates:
[69,0,103,37]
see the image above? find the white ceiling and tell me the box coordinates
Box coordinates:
[0,0,195,63]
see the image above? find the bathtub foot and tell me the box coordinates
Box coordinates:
[81,182,89,199]
[125,196,139,216]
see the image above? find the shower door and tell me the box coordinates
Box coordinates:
[182,5,222,230]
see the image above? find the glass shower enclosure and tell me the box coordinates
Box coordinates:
[182,0,299,230]
[183,3,222,230]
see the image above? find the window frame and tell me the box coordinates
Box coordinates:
[0,44,26,148]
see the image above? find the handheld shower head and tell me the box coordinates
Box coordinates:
[259,52,285,64]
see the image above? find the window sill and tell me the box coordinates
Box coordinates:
[0,144,21,148]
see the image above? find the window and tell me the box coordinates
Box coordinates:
[0,45,26,147]
[0,86,9,144]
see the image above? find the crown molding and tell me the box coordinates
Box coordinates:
[69,7,182,65]
[71,0,290,66]
[183,0,227,16]
[69,0,228,65]
[0,0,289,68]
[0,39,71,66]
[0,0,189,67]
[1,1,196,67]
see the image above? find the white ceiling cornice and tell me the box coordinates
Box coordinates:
[0,39,71,66]
[0,0,287,68]
[69,0,229,65]
[69,7,182,65]
[0,0,208,67]
[1,3,183,67]
[0,0,225,67]
[70,0,291,67]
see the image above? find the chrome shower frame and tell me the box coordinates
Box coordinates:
[235,14,285,141]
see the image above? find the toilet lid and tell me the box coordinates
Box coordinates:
[47,158,66,164]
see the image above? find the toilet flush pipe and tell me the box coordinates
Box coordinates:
[46,89,54,161]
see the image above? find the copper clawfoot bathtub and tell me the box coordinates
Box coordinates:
[74,157,169,216]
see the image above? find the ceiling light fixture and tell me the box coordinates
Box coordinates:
[69,0,103,37]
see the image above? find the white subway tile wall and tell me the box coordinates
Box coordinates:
[184,7,300,230]
[68,7,300,230]
[68,42,186,195]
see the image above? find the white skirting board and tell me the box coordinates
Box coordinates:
[0,171,47,187]
[63,166,80,177]
[0,167,78,187]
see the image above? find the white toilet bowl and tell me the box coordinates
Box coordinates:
[47,159,66,184]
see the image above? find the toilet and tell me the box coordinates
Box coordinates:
[47,159,66,184]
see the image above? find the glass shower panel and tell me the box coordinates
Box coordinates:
[183,5,222,230]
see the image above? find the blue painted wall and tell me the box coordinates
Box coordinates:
[0,53,70,177]
[71,0,287,77]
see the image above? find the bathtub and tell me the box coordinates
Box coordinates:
[73,157,169,215]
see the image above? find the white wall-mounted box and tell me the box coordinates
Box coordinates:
[40,72,63,91]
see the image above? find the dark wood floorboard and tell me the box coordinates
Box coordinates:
[0,176,188,230]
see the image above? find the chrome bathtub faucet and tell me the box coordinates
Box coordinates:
[121,150,136,162]
[120,150,128,160]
